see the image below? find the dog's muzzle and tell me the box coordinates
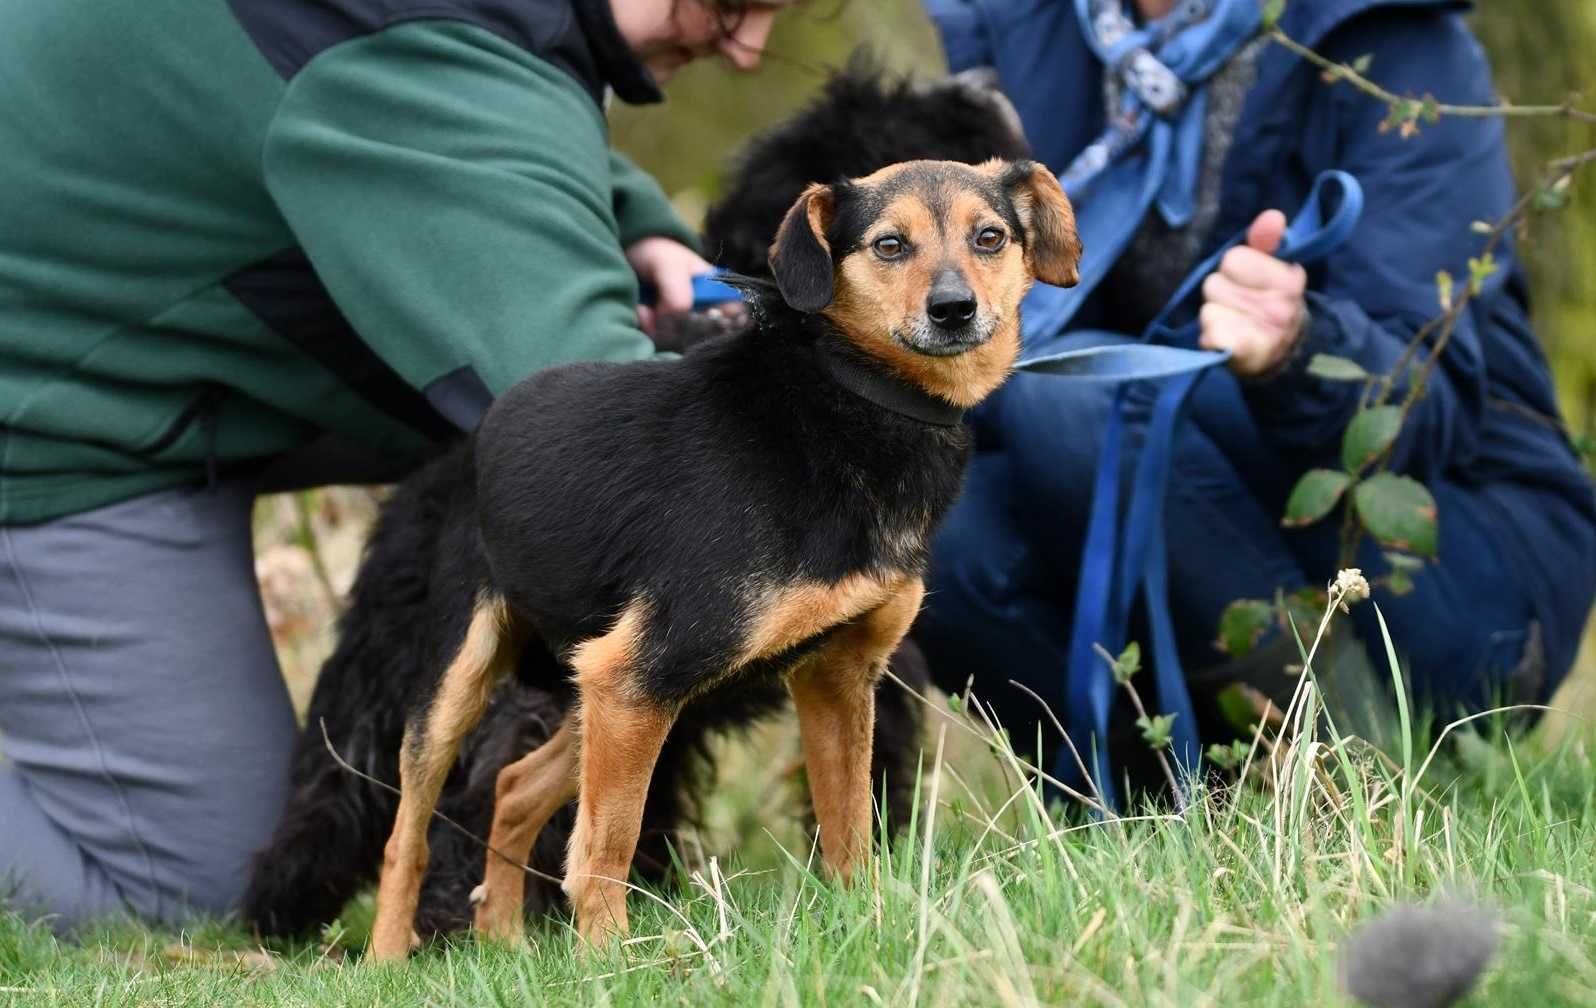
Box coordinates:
[903,271,988,356]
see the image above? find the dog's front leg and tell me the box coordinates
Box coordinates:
[788,579,925,880]
[562,604,677,947]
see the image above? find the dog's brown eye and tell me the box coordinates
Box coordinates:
[974,227,1007,252]
[872,235,906,259]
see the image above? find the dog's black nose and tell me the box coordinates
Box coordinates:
[926,274,977,330]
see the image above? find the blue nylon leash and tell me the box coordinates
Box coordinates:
[1018,169,1363,809]
[638,268,743,311]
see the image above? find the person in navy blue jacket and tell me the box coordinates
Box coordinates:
[915,0,1596,783]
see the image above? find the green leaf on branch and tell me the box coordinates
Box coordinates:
[1382,551,1424,596]
[1354,473,1438,558]
[1573,433,1596,465]
[1350,53,1374,75]
[1378,102,1403,134]
[1533,179,1571,212]
[1261,0,1286,30]
[1283,468,1352,527]
[1436,270,1454,312]
[1379,99,1424,138]
[1281,587,1326,637]
[1216,599,1273,658]
[1469,220,1494,235]
[1386,568,1414,596]
[1206,739,1253,771]
[1467,252,1498,294]
[1384,552,1424,571]
[1215,684,1258,735]
[1137,713,1177,751]
[1306,354,1370,381]
[1206,742,1238,770]
[1419,93,1441,124]
[1341,405,1403,473]
[1112,641,1141,684]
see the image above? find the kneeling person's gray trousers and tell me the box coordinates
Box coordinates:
[0,478,297,932]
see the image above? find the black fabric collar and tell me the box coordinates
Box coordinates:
[569,2,664,105]
[814,342,965,428]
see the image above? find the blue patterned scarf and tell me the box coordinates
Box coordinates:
[1021,0,1262,350]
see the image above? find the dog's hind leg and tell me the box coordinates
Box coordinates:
[472,719,578,941]
[370,594,520,961]
[562,602,678,947]
[788,579,925,881]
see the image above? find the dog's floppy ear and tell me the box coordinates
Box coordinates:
[1000,160,1081,288]
[769,183,837,313]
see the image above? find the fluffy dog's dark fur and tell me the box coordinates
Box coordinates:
[703,56,1030,275]
[242,59,1036,943]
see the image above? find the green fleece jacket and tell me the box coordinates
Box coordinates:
[0,0,695,524]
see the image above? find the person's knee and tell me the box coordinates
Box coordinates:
[0,768,133,935]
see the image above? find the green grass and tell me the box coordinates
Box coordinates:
[5,605,1596,1007]
[3,750,1593,1007]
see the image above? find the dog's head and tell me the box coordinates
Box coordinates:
[768,158,1080,408]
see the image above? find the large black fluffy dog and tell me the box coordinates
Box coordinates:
[242,59,1033,944]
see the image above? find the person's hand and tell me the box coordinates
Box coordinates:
[625,236,716,338]
[1198,210,1308,378]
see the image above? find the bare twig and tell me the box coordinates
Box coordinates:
[1004,677,1110,813]
[317,718,567,887]
[1269,27,1596,125]
[881,668,1113,816]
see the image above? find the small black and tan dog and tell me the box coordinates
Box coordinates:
[249,155,1077,958]
[243,63,1042,948]
[385,157,1077,956]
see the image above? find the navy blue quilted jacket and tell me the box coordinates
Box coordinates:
[924,0,1596,678]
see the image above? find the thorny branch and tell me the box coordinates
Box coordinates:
[1257,26,1596,567]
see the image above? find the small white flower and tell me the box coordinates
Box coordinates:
[1333,568,1371,611]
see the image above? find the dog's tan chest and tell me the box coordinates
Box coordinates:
[734,570,913,669]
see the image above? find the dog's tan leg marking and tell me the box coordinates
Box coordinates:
[473,719,578,941]
[370,595,519,961]
[734,571,907,667]
[788,578,925,880]
[561,602,677,947]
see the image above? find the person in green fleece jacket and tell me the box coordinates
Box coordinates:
[0,0,786,932]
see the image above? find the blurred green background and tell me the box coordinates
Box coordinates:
[611,0,1596,440]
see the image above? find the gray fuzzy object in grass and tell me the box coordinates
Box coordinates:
[1339,899,1501,1008]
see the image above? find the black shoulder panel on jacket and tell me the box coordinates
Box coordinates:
[224,0,661,105]
[225,248,459,441]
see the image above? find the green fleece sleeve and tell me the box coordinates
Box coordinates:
[261,20,658,417]
[609,149,700,251]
